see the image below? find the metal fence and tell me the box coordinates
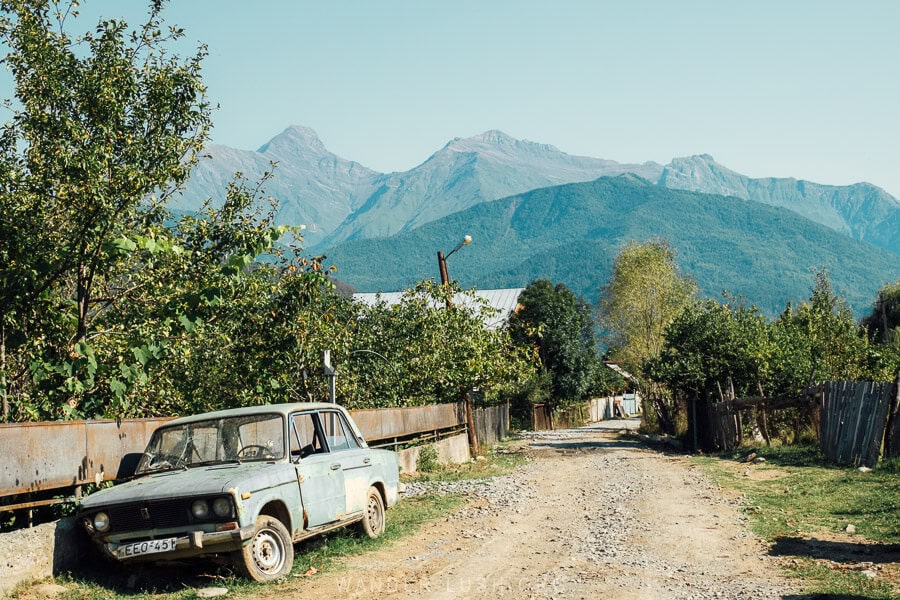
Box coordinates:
[1,402,478,510]
[0,418,172,511]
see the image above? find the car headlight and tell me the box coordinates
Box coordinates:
[212,497,232,518]
[93,512,110,532]
[191,499,209,519]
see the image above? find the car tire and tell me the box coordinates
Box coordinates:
[234,516,294,582]
[359,486,385,539]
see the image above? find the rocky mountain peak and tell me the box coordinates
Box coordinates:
[443,130,561,156]
[257,125,330,159]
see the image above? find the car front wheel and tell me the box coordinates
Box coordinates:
[234,516,294,582]
[359,486,385,539]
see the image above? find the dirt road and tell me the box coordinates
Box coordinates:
[260,422,795,600]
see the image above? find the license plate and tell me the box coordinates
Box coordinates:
[117,537,178,559]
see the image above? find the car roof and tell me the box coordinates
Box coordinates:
[163,402,348,427]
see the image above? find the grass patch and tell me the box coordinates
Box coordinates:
[696,444,899,543]
[785,559,899,600]
[406,439,528,482]
[692,443,900,597]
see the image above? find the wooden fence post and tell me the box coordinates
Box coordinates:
[884,372,900,459]
[465,390,479,457]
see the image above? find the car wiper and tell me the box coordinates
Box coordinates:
[180,459,243,468]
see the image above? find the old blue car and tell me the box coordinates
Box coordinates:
[78,403,400,582]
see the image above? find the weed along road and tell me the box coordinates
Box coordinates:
[262,422,795,600]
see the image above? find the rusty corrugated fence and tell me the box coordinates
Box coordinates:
[1,402,469,505]
[0,418,172,498]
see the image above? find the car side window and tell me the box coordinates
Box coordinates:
[291,412,325,461]
[319,411,359,452]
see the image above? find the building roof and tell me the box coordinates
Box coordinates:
[353,288,525,329]
[604,362,637,383]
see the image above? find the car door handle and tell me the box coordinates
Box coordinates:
[330,463,341,470]
[363,457,371,465]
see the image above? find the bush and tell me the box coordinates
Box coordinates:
[417,445,440,473]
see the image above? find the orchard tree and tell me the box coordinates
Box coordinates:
[782,269,871,382]
[508,279,598,406]
[648,298,771,399]
[98,172,343,418]
[339,280,535,408]
[0,0,211,418]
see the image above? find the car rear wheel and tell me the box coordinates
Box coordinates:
[359,486,385,539]
[234,516,294,582]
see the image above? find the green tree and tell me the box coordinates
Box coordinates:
[861,281,900,344]
[782,269,871,382]
[508,279,598,406]
[339,281,535,409]
[97,172,342,418]
[0,0,211,417]
[598,240,696,432]
[646,298,772,403]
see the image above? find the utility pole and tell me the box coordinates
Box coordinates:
[437,235,478,456]
[323,350,336,403]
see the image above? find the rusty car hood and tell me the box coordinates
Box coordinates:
[79,462,296,508]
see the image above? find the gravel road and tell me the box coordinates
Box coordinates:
[264,422,796,600]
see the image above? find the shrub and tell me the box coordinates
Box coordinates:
[417,444,440,473]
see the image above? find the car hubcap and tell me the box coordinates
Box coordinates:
[367,496,382,531]
[252,527,284,573]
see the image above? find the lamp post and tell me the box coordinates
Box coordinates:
[436,235,479,457]
[437,235,471,309]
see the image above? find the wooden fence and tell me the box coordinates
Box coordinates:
[532,404,552,430]
[474,402,509,446]
[530,395,632,431]
[698,377,900,467]
[820,380,897,467]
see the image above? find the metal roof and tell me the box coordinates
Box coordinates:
[353,288,525,329]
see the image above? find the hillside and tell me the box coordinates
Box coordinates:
[323,175,900,316]
[660,154,900,254]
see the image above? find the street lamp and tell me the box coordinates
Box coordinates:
[437,235,472,307]
[435,235,479,457]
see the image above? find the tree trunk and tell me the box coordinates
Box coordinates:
[76,261,89,344]
[1,322,8,420]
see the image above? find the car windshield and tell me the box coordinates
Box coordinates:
[136,413,286,473]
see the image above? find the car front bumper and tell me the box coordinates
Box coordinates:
[96,523,257,562]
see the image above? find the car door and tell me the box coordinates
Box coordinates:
[318,409,373,515]
[290,411,346,528]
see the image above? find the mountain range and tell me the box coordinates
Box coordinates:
[175,126,900,313]
[177,126,900,256]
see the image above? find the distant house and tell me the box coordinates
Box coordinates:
[352,288,525,330]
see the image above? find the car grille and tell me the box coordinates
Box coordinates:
[101,498,226,534]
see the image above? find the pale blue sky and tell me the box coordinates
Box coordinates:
[11,1,900,197]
